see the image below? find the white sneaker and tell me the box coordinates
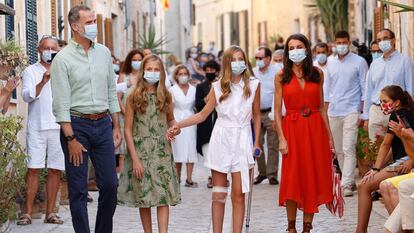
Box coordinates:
[343,187,353,197]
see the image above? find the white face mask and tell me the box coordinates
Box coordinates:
[256,60,265,69]
[288,49,306,64]
[131,61,141,71]
[191,53,198,59]
[41,50,57,64]
[336,44,349,55]
[379,40,392,53]
[81,24,98,41]
[143,71,160,85]
[113,64,120,73]
[316,53,327,64]
[231,61,246,75]
[178,75,189,85]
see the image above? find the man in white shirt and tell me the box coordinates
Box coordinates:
[325,31,368,197]
[252,46,282,185]
[313,42,330,101]
[362,29,414,141]
[18,36,65,225]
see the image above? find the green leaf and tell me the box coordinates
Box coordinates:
[379,0,414,11]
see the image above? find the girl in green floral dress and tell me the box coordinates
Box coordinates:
[118,55,181,233]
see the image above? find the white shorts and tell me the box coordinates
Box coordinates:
[26,129,65,170]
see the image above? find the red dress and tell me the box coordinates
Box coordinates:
[279,74,333,213]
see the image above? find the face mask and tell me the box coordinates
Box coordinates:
[143,71,160,85]
[332,46,337,54]
[41,50,57,64]
[316,54,327,64]
[379,40,392,53]
[131,61,141,70]
[371,52,383,60]
[178,75,189,85]
[288,49,306,64]
[191,53,198,59]
[231,61,246,75]
[82,24,98,41]
[113,64,120,73]
[199,62,206,68]
[380,102,394,115]
[205,72,216,82]
[256,60,265,69]
[336,45,349,56]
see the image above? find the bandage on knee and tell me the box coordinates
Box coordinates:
[212,186,228,203]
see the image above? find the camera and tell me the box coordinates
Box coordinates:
[352,40,372,66]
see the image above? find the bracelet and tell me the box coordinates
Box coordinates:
[371,167,380,172]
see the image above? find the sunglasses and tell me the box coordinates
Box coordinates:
[41,35,58,41]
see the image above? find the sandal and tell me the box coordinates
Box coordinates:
[185,179,199,188]
[16,214,32,225]
[44,213,64,224]
[286,219,296,232]
[302,222,313,233]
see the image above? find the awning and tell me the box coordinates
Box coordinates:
[0,3,15,15]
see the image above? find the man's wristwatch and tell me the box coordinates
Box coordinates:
[66,135,76,142]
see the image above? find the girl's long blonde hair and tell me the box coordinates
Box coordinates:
[219,46,252,102]
[128,55,171,114]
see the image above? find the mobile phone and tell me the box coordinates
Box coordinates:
[397,114,411,129]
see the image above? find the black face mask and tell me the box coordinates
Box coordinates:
[205,72,216,82]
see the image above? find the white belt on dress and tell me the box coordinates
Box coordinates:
[215,119,253,193]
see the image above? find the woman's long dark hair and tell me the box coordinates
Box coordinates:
[121,49,144,75]
[381,85,414,113]
[281,34,321,84]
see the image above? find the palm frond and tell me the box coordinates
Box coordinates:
[379,0,414,12]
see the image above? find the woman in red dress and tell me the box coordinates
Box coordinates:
[274,34,334,233]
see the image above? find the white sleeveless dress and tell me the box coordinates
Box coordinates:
[206,77,260,193]
[170,84,198,163]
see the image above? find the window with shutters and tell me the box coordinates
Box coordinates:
[258,21,267,46]
[71,0,85,6]
[132,21,137,48]
[104,18,114,53]
[374,6,384,39]
[26,0,38,65]
[51,0,57,36]
[97,14,103,43]
[5,0,14,39]
[230,12,239,46]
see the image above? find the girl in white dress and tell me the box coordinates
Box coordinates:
[168,46,261,233]
[169,65,198,187]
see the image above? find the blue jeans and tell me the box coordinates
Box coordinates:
[60,116,117,233]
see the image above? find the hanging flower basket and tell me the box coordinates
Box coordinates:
[0,39,28,80]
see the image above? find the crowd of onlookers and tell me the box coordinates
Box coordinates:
[1,8,413,231]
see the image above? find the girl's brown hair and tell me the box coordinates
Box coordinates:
[382,85,414,112]
[172,65,190,84]
[128,55,171,114]
[219,46,252,102]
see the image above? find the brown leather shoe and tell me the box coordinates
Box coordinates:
[269,177,279,185]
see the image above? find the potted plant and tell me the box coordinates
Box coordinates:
[356,128,384,177]
[0,115,27,232]
[0,39,28,80]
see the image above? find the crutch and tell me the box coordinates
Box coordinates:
[245,148,260,233]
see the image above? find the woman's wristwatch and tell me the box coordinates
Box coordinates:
[66,135,76,142]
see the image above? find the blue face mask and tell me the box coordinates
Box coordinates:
[336,45,349,55]
[256,60,265,69]
[231,61,246,75]
[131,61,141,70]
[83,24,98,41]
[379,40,392,53]
[316,54,327,64]
[288,49,306,64]
[144,71,160,85]
[371,52,383,60]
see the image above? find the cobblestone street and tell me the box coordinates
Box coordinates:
[10,157,388,233]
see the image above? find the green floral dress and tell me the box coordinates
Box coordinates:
[118,94,181,208]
